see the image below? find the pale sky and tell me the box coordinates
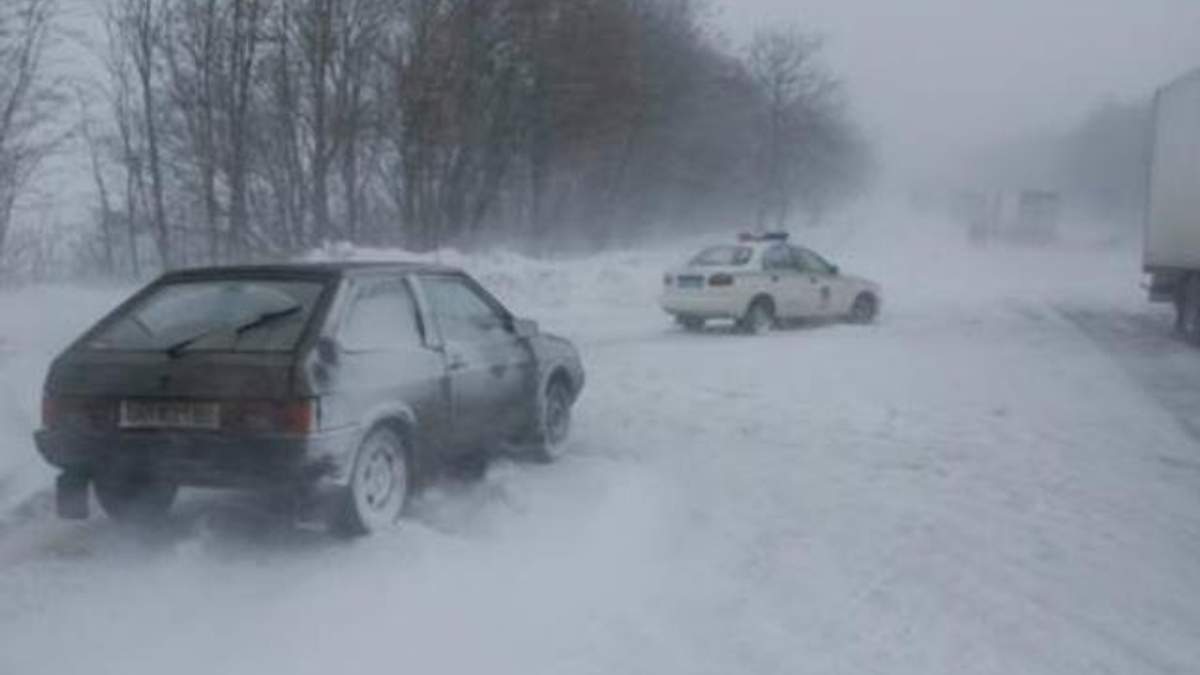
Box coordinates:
[714,0,1200,183]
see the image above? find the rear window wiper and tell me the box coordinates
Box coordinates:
[234,305,302,336]
[165,305,302,358]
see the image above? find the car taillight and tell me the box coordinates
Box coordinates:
[709,273,735,287]
[281,399,319,434]
[41,397,114,431]
[225,399,319,435]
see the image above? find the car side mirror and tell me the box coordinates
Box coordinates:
[512,318,539,338]
[829,265,840,276]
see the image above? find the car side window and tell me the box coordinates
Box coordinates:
[794,248,834,275]
[340,277,423,351]
[421,275,509,343]
[762,245,795,272]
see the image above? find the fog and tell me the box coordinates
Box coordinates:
[6,3,1200,672]
[717,0,1200,184]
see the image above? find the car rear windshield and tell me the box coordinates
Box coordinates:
[86,279,325,353]
[689,246,753,267]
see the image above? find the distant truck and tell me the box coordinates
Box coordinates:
[1145,69,1200,340]
[1006,190,1062,245]
[954,188,1061,246]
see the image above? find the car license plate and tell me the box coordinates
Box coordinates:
[119,400,220,430]
[677,275,704,289]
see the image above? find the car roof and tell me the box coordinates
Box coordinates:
[697,240,793,254]
[160,260,463,282]
[737,231,789,244]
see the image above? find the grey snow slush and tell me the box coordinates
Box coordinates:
[34,262,584,536]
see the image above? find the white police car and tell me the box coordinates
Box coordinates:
[660,232,882,333]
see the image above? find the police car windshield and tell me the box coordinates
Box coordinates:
[690,246,753,267]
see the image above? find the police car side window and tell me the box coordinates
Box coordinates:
[762,245,794,271]
[795,248,834,275]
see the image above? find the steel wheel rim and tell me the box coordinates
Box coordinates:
[354,434,407,526]
[544,385,571,449]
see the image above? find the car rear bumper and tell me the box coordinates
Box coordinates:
[34,426,361,489]
[660,291,746,319]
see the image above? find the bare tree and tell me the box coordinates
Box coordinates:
[0,0,59,265]
[747,27,842,229]
[102,0,146,276]
[220,0,269,257]
[330,0,392,242]
[258,1,308,250]
[163,0,222,262]
[77,91,116,275]
[110,0,173,267]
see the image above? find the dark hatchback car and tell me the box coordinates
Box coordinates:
[34,262,584,535]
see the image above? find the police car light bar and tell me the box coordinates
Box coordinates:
[738,231,790,242]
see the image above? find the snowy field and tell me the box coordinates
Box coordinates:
[1,213,1200,674]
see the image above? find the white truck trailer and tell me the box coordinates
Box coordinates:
[1146,69,1200,339]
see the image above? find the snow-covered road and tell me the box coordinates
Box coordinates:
[1,219,1199,674]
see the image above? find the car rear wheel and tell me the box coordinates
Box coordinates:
[849,293,879,324]
[740,299,775,335]
[330,426,411,537]
[94,474,177,523]
[528,378,574,463]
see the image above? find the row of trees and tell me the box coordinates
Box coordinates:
[3,0,872,279]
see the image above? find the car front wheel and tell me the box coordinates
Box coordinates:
[849,293,879,324]
[528,378,574,463]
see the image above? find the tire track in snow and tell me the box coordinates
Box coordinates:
[1058,305,1200,448]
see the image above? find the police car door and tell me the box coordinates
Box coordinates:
[761,244,816,319]
[793,247,838,316]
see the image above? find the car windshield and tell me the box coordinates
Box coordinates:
[86,279,324,353]
[689,246,753,267]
